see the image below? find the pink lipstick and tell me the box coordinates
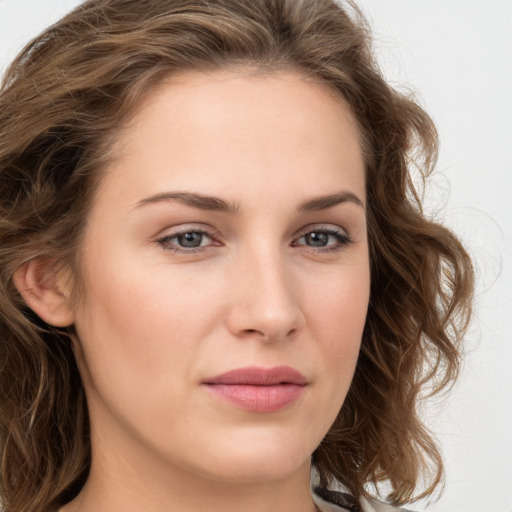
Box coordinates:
[202,366,308,413]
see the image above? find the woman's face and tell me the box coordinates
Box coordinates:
[71,69,370,485]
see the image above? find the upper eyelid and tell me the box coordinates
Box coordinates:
[156,223,216,238]
[156,223,348,238]
[156,222,349,238]
[293,223,349,237]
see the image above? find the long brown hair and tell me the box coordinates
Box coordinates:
[0,0,473,510]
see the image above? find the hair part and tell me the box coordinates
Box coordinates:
[0,0,473,510]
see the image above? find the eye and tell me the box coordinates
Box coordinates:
[156,228,219,253]
[173,231,209,248]
[293,226,352,252]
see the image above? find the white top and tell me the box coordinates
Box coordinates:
[310,466,413,512]
[313,488,413,512]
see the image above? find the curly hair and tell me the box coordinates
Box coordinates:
[0,0,473,510]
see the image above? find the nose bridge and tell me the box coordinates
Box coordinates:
[226,242,304,340]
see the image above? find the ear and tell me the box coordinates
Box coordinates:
[13,258,75,327]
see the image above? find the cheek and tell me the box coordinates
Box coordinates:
[72,256,224,402]
[305,264,370,384]
[310,267,369,339]
[287,262,369,442]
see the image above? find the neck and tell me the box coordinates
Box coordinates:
[62,463,318,512]
[59,427,318,512]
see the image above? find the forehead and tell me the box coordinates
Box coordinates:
[139,68,361,142]
[96,69,365,211]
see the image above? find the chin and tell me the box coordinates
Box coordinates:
[183,430,314,484]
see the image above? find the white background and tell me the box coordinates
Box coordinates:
[1,1,511,511]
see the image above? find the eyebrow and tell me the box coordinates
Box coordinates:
[135,192,240,214]
[298,191,364,212]
[134,190,364,213]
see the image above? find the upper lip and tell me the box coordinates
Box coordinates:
[202,366,308,386]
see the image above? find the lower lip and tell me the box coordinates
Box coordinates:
[203,383,306,413]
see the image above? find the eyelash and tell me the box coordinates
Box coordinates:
[156,225,352,255]
[156,227,221,255]
[292,227,352,253]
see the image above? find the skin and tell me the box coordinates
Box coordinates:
[38,69,370,512]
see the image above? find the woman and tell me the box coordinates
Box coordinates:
[0,0,473,511]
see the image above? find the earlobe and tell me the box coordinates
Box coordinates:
[13,258,75,327]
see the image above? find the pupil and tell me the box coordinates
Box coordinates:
[178,232,202,248]
[306,232,328,247]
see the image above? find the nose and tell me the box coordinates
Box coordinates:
[224,247,305,342]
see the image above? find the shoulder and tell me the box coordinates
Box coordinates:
[313,486,416,512]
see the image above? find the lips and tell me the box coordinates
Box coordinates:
[201,366,308,413]
[202,366,308,386]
